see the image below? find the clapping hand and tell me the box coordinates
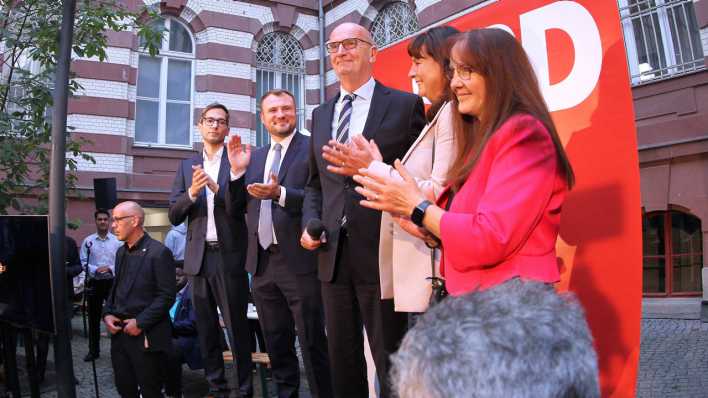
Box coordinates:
[323,135,383,177]
[353,159,426,217]
[247,173,280,200]
[227,134,251,175]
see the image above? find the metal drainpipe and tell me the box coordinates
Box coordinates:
[318,0,326,103]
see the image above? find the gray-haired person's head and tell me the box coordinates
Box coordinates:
[391,279,600,398]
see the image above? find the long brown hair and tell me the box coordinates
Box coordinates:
[447,29,575,191]
[407,25,459,122]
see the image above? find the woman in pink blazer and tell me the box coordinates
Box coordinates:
[353,28,575,296]
[323,26,458,311]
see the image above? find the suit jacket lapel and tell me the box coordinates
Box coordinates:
[277,132,301,183]
[362,81,390,141]
[315,96,338,152]
[401,101,446,163]
[253,145,268,183]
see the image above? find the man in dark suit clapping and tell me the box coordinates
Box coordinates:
[168,103,253,397]
[230,89,332,398]
[301,22,426,398]
[103,201,175,398]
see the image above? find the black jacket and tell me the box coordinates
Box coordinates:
[103,234,176,353]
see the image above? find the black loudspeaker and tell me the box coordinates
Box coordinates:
[93,178,117,210]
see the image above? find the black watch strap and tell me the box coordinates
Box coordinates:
[411,200,433,227]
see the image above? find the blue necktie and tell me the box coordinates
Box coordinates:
[336,94,355,143]
[258,143,282,249]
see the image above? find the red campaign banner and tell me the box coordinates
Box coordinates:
[373,0,642,396]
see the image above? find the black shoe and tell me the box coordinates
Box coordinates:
[83,352,99,362]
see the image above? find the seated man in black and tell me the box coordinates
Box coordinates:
[103,201,175,398]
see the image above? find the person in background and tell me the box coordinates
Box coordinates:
[324,25,459,315]
[35,234,83,383]
[354,28,575,295]
[103,201,175,398]
[164,222,187,268]
[80,209,122,362]
[165,280,202,398]
[390,279,600,398]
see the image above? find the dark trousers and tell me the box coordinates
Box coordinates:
[110,332,165,398]
[191,248,253,397]
[252,245,332,398]
[321,233,407,398]
[87,278,113,355]
[165,342,186,397]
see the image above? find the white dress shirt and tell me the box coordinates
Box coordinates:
[259,131,295,245]
[331,77,376,139]
[79,232,122,277]
[188,146,238,242]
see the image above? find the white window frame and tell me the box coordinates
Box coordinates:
[619,0,705,85]
[255,33,306,148]
[135,17,195,148]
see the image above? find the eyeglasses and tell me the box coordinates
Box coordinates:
[110,215,135,224]
[449,62,477,81]
[201,117,228,127]
[325,38,373,54]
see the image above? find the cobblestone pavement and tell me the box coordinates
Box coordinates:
[1,314,311,397]
[637,319,708,398]
[4,314,708,397]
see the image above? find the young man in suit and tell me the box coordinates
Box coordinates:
[229,89,332,398]
[300,23,426,398]
[103,201,176,398]
[168,104,253,397]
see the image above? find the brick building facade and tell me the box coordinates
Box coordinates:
[60,0,707,296]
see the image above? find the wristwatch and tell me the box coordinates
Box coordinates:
[411,200,433,227]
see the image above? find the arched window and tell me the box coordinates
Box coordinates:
[643,210,703,295]
[255,32,305,147]
[371,2,419,47]
[135,17,194,146]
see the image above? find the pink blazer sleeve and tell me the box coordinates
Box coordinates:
[440,116,558,271]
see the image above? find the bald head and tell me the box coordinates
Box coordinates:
[329,23,374,45]
[111,201,146,245]
[114,201,145,226]
[328,22,377,92]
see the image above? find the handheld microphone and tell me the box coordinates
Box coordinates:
[306,219,326,241]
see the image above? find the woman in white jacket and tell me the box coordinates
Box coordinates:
[323,25,459,313]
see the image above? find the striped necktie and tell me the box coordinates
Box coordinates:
[336,94,355,143]
[258,143,282,249]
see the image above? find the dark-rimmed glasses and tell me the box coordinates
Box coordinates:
[201,117,228,127]
[325,38,373,54]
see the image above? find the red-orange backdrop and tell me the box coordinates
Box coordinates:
[372,1,642,396]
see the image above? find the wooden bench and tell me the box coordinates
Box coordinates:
[223,351,271,396]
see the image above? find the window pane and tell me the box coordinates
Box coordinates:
[165,103,191,145]
[169,21,193,53]
[137,56,161,98]
[139,19,165,49]
[642,213,665,255]
[167,59,191,101]
[672,254,702,292]
[643,257,666,293]
[135,100,159,143]
[671,211,702,254]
